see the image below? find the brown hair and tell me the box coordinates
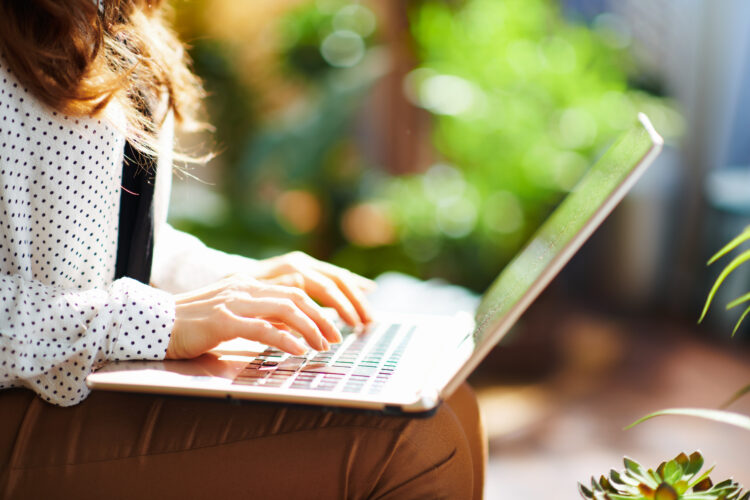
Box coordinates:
[0,0,207,158]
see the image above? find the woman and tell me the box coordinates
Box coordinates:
[0,1,486,498]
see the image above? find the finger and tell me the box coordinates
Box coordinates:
[320,269,374,324]
[227,297,328,351]
[228,316,308,355]
[265,272,306,289]
[255,259,297,281]
[318,262,377,292]
[300,269,362,327]
[260,285,342,343]
[264,255,376,293]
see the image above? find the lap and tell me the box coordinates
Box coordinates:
[0,384,483,500]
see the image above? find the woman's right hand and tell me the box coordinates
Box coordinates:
[166,276,342,360]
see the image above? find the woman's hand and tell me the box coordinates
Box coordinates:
[166,276,343,359]
[248,251,376,327]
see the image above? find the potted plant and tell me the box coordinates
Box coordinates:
[579,228,750,499]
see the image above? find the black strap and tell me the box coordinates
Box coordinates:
[114,141,156,284]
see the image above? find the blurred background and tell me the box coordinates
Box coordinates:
[169,0,750,496]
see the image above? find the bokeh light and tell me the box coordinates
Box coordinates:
[333,5,376,38]
[274,189,322,234]
[419,74,480,116]
[320,30,365,68]
[341,202,396,247]
[484,191,524,235]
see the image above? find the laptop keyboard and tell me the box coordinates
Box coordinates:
[232,323,415,395]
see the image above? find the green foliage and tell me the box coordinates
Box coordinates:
[377,0,681,289]
[171,1,383,262]
[699,225,750,335]
[172,0,680,290]
[626,408,750,432]
[279,2,377,78]
[579,452,748,500]
[618,227,750,500]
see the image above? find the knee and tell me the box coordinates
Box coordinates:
[370,405,474,499]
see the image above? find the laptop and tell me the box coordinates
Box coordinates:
[87,113,663,414]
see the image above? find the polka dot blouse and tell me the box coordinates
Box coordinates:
[0,56,257,406]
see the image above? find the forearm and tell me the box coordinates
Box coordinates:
[150,224,259,294]
[0,274,174,406]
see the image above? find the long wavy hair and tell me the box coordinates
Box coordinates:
[0,0,207,158]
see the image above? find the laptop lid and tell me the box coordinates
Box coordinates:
[440,113,663,398]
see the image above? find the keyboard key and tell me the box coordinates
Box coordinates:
[302,365,350,375]
[351,367,377,376]
[277,358,306,371]
[236,369,269,379]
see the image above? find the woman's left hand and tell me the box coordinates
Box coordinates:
[234,252,376,327]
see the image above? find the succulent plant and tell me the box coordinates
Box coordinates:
[579,451,748,500]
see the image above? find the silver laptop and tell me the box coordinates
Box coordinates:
[87,114,663,414]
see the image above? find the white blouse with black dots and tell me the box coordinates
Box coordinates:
[0,56,258,406]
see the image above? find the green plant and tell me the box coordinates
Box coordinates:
[626,408,750,433]
[700,225,750,336]
[624,226,750,432]
[584,228,750,499]
[622,225,750,433]
[579,452,748,500]
[606,229,750,499]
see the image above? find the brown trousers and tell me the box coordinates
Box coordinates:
[0,384,485,500]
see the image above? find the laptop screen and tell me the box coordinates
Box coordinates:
[471,116,662,349]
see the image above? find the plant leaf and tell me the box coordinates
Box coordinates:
[655,482,678,500]
[707,226,750,265]
[722,383,750,409]
[712,478,735,490]
[656,462,666,480]
[699,249,750,323]
[686,451,704,476]
[731,305,750,337]
[624,457,658,488]
[638,483,655,496]
[610,469,625,485]
[689,465,716,490]
[692,476,714,491]
[726,292,750,310]
[625,408,750,431]
[600,475,617,493]
[663,461,682,484]
[592,477,604,492]
[674,480,689,495]
[648,468,663,486]
[578,482,594,498]
[673,452,689,472]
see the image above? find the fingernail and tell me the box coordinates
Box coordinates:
[321,338,330,351]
